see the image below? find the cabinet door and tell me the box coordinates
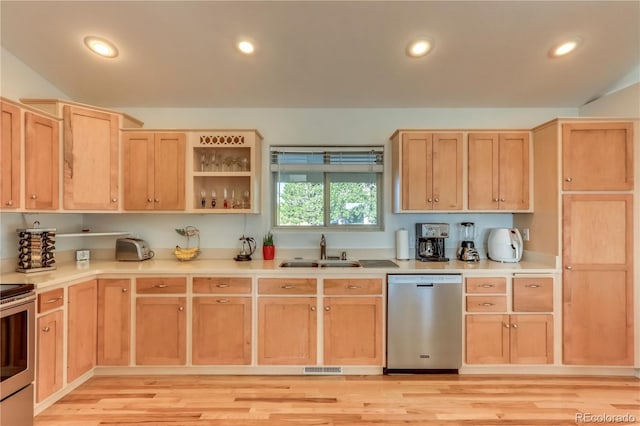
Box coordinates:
[509,314,553,364]
[323,297,382,365]
[1,101,21,209]
[63,105,119,210]
[498,133,529,210]
[153,133,185,210]
[465,314,509,364]
[562,122,634,191]
[432,133,463,210]
[123,132,155,210]
[36,310,63,402]
[258,297,317,365]
[192,296,251,365]
[401,132,431,210]
[67,280,97,382]
[468,133,499,210]
[97,279,130,366]
[136,297,186,365]
[24,111,59,210]
[468,132,529,210]
[563,194,634,365]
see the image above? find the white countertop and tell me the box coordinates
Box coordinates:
[0,257,558,289]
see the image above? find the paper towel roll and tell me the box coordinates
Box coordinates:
[396,228,409,260]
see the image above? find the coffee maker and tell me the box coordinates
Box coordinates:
[457,222,480,262]
[416,223,449,262]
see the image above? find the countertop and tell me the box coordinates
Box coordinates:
[0,257,558,289]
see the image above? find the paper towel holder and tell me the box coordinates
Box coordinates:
[396,228,410,260]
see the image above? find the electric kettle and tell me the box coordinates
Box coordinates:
[487,228,523,263]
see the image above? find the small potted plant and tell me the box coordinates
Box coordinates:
[262,231,275,260]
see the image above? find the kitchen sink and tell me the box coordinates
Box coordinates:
[279,260,320,268]
[279,259,361,268]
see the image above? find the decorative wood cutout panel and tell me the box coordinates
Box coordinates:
[199,135,246,146]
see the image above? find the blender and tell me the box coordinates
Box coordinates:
[458,222,480,261]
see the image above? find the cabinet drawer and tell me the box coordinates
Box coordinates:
[465,277,507,293]
[513,277,553,312]
[193,277,251,294]
[258,278,317,295]
[323,278,382,295]
[136,277,186,294]
[38,288,64,313]
[466,295,506,312]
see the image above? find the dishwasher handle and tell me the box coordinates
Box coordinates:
[417,284,434,287]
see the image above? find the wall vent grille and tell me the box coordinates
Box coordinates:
[303,366,343,375]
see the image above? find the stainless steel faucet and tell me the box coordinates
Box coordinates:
[320,234,326,260]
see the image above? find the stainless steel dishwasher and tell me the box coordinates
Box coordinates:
[385,274,462,373]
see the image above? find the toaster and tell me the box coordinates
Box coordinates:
[116,238,154,261]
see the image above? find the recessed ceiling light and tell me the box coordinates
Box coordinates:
[407,39,433,58]
[237,40,255,55]
[84,36,119,58]
[549,37,581,58]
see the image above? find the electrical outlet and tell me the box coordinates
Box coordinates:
[521,228,530,241]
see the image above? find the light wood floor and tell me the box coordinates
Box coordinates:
[35,375,640,426]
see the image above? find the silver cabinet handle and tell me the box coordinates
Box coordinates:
[511,323,518,329]
[31,194,37,199]
[500,198,505,202]
[503,323,510,328]
[481,302,494,307]
[147,198,153,203]
[42,326,50,332]
[480,284,494,288]
[45,297,63,304]
[324,306,331,311]
[154,284,169,288]
[178,306,184,311]
[566,265,573,270]
[493,198,499,202]
[427,198,433,202]
[565,177,573,182]
[281,285,296,289]
[434,198,439,202]
[154,198,160,203]
[346,285,361,289]
[525,284,540,288]
[216,299,229,303]
[310,306,316,311]
[111,198,118,203]
[122,288,128,292]
[5,200,13,206]
[216,284,229,288]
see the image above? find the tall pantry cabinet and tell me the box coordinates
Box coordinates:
[515,119,637,366]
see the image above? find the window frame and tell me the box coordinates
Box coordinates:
[270,145,385,231]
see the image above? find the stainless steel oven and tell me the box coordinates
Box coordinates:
[1,283,35,426]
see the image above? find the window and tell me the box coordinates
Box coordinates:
[271,146,384,229]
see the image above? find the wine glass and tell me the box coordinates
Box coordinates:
[200,190,206,208]
[211,190,217,208]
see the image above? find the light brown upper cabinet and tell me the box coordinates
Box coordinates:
[24,111,59,210]
[391,131,463,212]
[562,122,634,191]
[63,105,119,210]
[1,100,21,209]
[468,132,530,210]
[123,132,186,210]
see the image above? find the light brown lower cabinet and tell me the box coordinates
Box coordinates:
[36,310,64,402]
[258,297,317,365]
[67,280,97,382]
[192,296,251,365]
[465,314,553,364]
[323,297,382,365]
[135,297,186,365]
[97,279,131,366]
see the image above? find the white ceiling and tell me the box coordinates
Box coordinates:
[1,1,639,108]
